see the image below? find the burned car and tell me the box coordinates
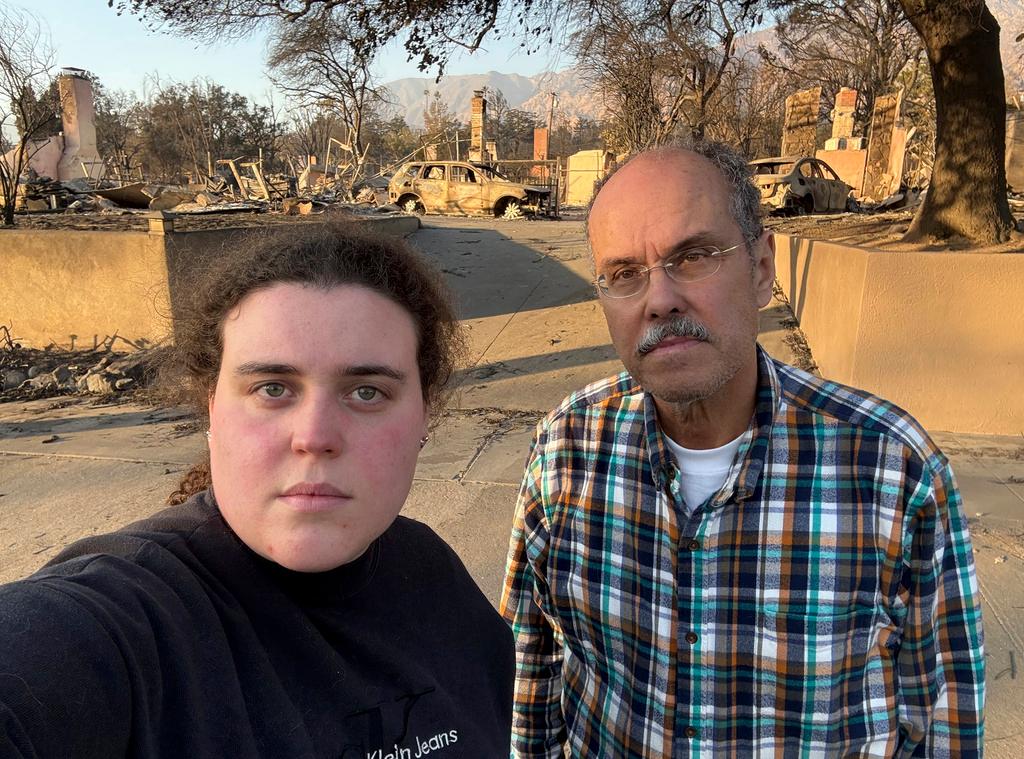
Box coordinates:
[387,161,551,218]
[750,156,852,214]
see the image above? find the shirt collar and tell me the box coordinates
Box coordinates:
[641,345,781,502]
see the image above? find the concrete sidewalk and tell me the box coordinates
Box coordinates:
[2,216,1021,752]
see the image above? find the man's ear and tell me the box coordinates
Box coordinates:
[753,231,776,308]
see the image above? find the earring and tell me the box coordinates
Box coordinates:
[205,430,211,441]
[419,434,430,449]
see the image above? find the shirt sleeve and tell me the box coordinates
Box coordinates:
[499,426,567,758]
[0,577,132,758]
[896,460,985,757]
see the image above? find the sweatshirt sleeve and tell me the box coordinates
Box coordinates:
[0,573,133,758]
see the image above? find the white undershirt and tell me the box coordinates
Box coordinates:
[663,432,745,514]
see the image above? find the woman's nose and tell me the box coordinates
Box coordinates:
[290,393,343,457]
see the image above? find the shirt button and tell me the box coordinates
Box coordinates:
[687,539,700,551]
[685,726,698,738]
[685,631,698,644]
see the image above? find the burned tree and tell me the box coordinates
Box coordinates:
[94,86,145,182]
[574,0,757,151]
[769,0,921,132]
[0,6,57,227]
[266,9,386,197]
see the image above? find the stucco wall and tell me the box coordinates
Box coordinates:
[0,229,171,349]
[1,215,420,351]
[774,233,1024,434]
[815,148,867,197]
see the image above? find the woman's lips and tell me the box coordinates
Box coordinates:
[279,483,352,513]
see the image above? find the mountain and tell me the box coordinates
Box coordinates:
[381,67,600,126]
[381,72,538,127]
[519,68,606,123]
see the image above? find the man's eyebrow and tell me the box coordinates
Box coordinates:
[599,232,723,269]
[664,232,720,254]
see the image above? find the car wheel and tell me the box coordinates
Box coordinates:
[401,197,425,215]
[800,195,815,215]
[498,198,523,220]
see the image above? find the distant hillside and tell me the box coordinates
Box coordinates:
[380,72,537,127]
[381,3,1024,128]
[519,68,605,123]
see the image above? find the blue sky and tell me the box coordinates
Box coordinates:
[19,0,570,105]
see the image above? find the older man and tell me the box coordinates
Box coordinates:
[500,141,984,757]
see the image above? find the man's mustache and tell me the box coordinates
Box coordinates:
[636,316,710,355]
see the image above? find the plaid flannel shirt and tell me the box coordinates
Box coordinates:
[500,347,984,758]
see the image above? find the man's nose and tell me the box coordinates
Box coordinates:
[290,393,343,457]
[643,266,686,319]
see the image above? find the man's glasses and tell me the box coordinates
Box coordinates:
[594,241,748,298]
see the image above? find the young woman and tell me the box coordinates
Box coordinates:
[0,224,513,758]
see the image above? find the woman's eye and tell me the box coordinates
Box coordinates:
[258,383,287,398]
[355,386,380,402]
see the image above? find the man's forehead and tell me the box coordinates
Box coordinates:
[593,151,727,213]
[588,152,733,259]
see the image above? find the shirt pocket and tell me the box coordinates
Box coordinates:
[754,604,899,744]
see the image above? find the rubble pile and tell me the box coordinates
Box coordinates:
[0,335,167,403]
[5,170,398,222]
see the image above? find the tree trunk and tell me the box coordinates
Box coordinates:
[901,0,1015,244]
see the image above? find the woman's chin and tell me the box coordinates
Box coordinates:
[261,535,374,574]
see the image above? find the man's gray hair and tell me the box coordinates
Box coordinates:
[586,138,764,246]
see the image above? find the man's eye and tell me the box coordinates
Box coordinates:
[612,267,642,282]
[258,383,287,398]
[674,250,710,266]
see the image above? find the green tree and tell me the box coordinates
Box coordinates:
[422,91,462,159]
[363,113,419,173]
[133,79,280,181]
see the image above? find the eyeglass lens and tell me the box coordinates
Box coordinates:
[600,248,723,296]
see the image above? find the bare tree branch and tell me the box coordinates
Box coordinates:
[0,5,57,226]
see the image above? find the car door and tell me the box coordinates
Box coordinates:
[414,164,450,213]
[797,159,826,212]
[815,161,849,210]
[448,164,485,214]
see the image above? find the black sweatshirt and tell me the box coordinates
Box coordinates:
[0,492,513,758]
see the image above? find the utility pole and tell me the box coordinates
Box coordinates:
[547,92,557,134]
